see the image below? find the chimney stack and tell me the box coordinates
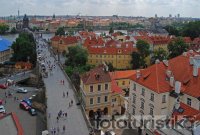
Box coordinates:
[136,70,141,79]
[193,66,198,77]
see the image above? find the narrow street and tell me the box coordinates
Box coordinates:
[37,37,89,135]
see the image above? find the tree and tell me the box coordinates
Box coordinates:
[107,62,114,72]
[11,32,37,65]
[55,27,65,36]
[10,27,17,34]
[152,48,167,63]
[65,46,88,67]
[164,25,180,36]
[168,37,189,59]
[109,27,114,34]
[131,52,141,69]
[0,23,9,34]
[135,39,150,67]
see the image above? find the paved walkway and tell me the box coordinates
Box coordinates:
[37,37,89,135]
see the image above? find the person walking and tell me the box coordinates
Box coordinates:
[63,92,65,98]
[66,92,68,97]
[63,125,66,133]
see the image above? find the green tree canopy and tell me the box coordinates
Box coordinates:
[168,37,189,59]
[10,27,17,34]
[0,23,9,34]
[65,46,88,67]
[109,27,114,34]
[136,39,150,58]
[11,32,36,65]
[131,52,141,69]
[55,27,65,36]
[152,48,167,63]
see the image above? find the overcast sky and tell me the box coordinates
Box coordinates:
[0,0,199,17]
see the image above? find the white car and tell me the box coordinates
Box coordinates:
[16,88,28,93]
[0,105,6,113]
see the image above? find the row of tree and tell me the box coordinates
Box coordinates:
[0,23,17,34]
[164,21,200,39]
[11,32,37,66]
[131,37,189,69]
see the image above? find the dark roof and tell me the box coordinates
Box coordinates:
[81,65,111,84]
[0,37,12,52]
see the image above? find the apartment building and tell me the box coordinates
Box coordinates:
[50,36,81,53]
[128,50,200,135]
[80,65,124,118]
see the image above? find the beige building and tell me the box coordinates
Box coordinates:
[80,65,124,118]
[128,51,200,135]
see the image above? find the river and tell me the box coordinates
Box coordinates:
[0,33,55,43]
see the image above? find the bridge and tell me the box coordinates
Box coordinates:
[0,71,32,84]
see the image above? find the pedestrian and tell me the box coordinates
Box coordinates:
[71,99,73,105]
[4,99,6,105]
[57,127,60,134]
[63,80,64,85]
[65,112,67,118]
[5,92,7,97]
[66,91,68,97]
[50,127,54,134]
[63,92,65,98]
[53,127,56,135]
[57,116,59,123]
[63,125,65,133]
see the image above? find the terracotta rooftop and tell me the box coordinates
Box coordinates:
[81,65,112,85]
[109,70,136,80]
[129,51,200,96]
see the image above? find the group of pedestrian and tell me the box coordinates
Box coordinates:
[63,91,68,98]
[69,99,73,107]
[60,80,65,85]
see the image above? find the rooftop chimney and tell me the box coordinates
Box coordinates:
[163,60,168,67]
[182,52,187,56]
[190,57,194,65]
[136,70,141,79]
[155,59,160,64]
[193,66,198,77]
[175,81,181,94]
[170,76,174,87]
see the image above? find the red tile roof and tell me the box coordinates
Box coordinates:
[81,65,111,84]
[51,36,79,45]
[183,37,192,44]
[83,37,105,48]
[109,70,136,80]
[130,51,200,96]
[111,80,122,93]
[79,31,96,39]
[173,102,200,117]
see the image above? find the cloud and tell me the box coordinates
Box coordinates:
[0,0,199,17]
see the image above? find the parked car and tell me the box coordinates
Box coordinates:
[0,105,6,113]
[28,108,37,116]
[0,84,7,89]
[19,102,31,111]
[22,99,32,107]
[16,88,28,93]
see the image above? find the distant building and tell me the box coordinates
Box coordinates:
[0,37,13,63]
[22,14,29,28]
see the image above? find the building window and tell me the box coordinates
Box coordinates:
[150,108,154,116]
[132,94,136,104]
[97,97,101,104]
[122,81,125,85]
[162,95,166,103]
[150,93,154,102]
[112,98,116,102]
[133,83,136,90]
[105,96,108,102]
[141,88,145,96]
[141,101,144,109]
[98,85,101,91]
[105,84,108,90]
[187,98,192,106]
[90,85,93,92]
[90,98,93,105]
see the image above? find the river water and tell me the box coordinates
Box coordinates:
[0,33,55,43]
